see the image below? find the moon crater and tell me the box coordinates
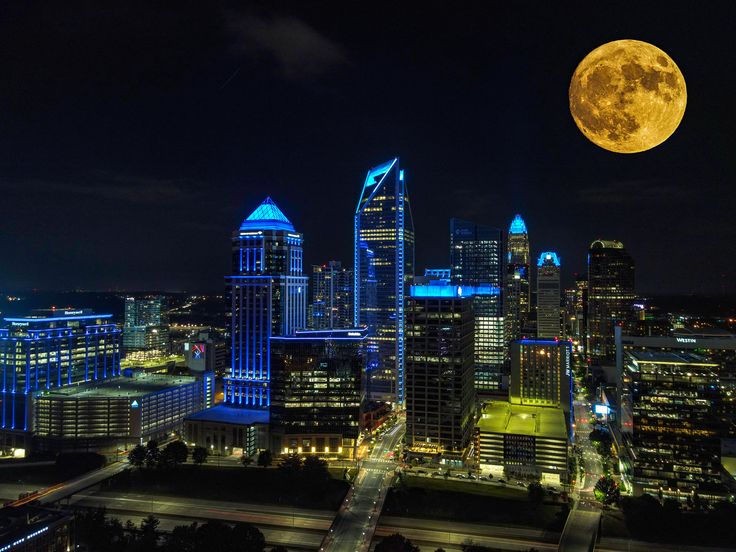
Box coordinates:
[569,40,687,153]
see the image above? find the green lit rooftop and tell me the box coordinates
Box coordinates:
[477,401,568,440]
[37,372,198,399]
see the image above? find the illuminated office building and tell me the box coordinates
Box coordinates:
[225,197,308,408]
[270,328,365,458]
[123,295,169,358]
[450,218,504,393]
[504,215,531,345]
[587,240,635,360]
[354,158,414,404]
[405,284,475,463]
[311,261,353,330]
[510,339,572,419]
[0,310,121,452]
[536,252,561,339]
[569,275,588,349]
[619,351,729,501]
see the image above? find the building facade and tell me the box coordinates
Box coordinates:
[619,351,729,501]
[450,218,505,393]
[536,252,561,339]
[504,215,531,345]
[270,328,365,458]
[476,401,568,485]
[225,197,308,408]
[33,371,213,453]
[123,296,169,359]
[0,311,121,453]
[405,285,475,463]
[311,261,353,330]
[587,240,635,360]
[354,158,414,404]
[510,339,572,419]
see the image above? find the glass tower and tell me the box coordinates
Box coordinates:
[504,214,531,345]
[311,261,353,330]
[449,218,504,393]
[225,197,308,408]
[587,240,635,360]
[354,158,414,404]
[536,252,561,338]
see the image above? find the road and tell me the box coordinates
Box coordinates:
[322,421,404,552]
[70,491,329,549]
[573,398,604,500]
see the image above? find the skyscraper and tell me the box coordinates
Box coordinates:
[354,158,414,404]
[123,295,169,358]
[270,328,365,458]
[504,215,531,344]
[450,218,505,393]
[536,252,561,338]
[311,261,353,330]
[405,284,475,462]
[587,240,635,360]
[509,339,572,420]
[225,197,308,408]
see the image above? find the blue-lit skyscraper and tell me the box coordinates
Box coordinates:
[536,251,561,338]
[354,158,414,404]
[504,214,531,344]
[225,197,308,408]
[0,310,121,451]
[449,218,504,393]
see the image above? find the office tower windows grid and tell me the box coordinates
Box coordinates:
[311,261,353,330]
[354,158,414,404]
[536,251,561,339]
[504,214,531,346]
[226,197,307,409]
[449,218,504,393]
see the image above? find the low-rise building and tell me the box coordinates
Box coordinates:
[185,406,269,457]
[476,401,569,486]
[33,371,213,453]
[0,505,73,552]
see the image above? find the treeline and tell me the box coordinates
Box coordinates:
[75,508,288,552]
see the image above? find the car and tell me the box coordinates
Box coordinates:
[516,481,526,487]
[498,479,506,484]
[431,471,442,477]
[468,474,476,480]
[479,476,488,481]
[416,470,427,475]
[456,474,466,479]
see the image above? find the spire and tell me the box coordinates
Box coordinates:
[240,197,295,231]
[509,214,527,235]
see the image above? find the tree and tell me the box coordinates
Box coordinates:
[270,547,288,552]
[195,520,232,551]
[375,533,420,552]
[594,475,620,505]
[231,522,266,552]
[279,453,303,477]
[192,446,208,466]
[145,440,161,469]
[303,455,329,482]
[241,455,254,467]
[129,444,147,468]
[164,522,198,552]
[160,441,188,468]
[527,482,545,505]
[139,514,160,552]
[257,449,273,468]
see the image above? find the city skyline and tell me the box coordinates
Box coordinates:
[0,3,734,295]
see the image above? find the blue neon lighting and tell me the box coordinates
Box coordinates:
[3,314,113,323]
[509,214,527,235]
[240,197,295,232]
[355,158,398,213]
[409,284,500,298]
[537,251,561,267]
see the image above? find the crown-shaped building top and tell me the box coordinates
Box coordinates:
[240,197,295,232]
[537,251,561,267]
[509,214,528,235]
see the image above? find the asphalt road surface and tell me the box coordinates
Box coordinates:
[323,421,404,552]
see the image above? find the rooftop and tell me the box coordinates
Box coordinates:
[239,197,295,232]
[477,401,568,440]
[537,251,561,267]
[38,372,198,399]
[509,214,527,235]
[627,350,718,365]
[185,404,269,425]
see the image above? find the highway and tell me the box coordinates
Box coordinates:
[323,421,404,552]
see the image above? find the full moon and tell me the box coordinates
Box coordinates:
[569,39,687,154]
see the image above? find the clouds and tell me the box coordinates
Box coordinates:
[228,14,348,80]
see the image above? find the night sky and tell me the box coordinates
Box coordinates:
[1,2,734,294]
